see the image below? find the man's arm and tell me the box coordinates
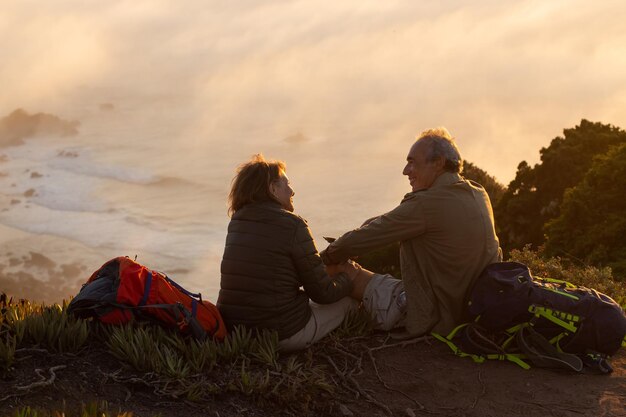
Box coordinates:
[321,197,426,264]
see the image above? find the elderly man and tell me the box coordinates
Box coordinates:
[321,128,502,336]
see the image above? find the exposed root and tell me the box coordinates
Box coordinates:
[369,335,431,352]
[321,353,392,415]
[15,348,49,354]
[366,349,425,411]
[16,365,66,391]
[471,370,486,409]
[321,354,360,398]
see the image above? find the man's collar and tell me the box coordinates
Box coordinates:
[401,172,462,202]
[431,171,462,188]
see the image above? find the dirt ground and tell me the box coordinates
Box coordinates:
[1,334,624,417]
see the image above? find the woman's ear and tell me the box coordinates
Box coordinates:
[269,181,277,197]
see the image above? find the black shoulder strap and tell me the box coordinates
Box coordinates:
[516,326,583,372]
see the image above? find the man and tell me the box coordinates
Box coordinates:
[321,128,502,336]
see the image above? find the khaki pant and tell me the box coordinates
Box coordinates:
[279,274,406,351]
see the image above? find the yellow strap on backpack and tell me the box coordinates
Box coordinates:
[432,324,531,370]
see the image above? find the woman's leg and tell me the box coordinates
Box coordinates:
[278,297,358,352]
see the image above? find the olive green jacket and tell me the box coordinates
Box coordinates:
[322,172,502,335]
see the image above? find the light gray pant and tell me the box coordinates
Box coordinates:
[279,274,406,351]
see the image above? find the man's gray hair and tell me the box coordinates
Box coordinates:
[417,127,463,173]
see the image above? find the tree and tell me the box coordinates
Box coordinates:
[496,120,626,254]
[461,161,506,206]
[544,143,626,278]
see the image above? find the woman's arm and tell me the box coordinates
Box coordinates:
[291,219,354,304]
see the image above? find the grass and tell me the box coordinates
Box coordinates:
[9,402,137,417]
[1,248,625,416]
[0,292,342,416]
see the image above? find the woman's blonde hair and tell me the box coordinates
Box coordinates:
[228,154,286,216]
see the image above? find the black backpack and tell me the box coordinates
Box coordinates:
[434,262,626,373]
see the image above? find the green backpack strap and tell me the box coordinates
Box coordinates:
[535,276,577,289]
[528,305,579,333]
[432,324,485,363]
[432,324,531,370]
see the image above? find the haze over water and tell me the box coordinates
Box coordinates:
[1,0,626,303]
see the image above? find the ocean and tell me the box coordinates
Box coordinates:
[0,105,409,304]
[5,1,619,304]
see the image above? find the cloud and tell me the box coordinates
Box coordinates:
[1,0,625,184]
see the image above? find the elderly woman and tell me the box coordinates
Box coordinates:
[217,154,364,351]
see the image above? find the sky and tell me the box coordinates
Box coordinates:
[2,0,626,184]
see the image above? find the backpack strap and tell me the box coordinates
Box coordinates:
[163,274,203,302]
[528,305,579,333]
[516,325,583,372]
[138,271,153,306]
[432,324,485,364]
[581,352,614,374]
[535,276,577,289]
[432,324,531,370]
[83,301,209,341]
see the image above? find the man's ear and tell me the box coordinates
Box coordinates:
[434,157,446,171]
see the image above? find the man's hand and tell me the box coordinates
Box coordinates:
[325,261,361,280]
[320,248,334,265]
[324,263,343,276]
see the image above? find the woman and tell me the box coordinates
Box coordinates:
[217,154,361,351]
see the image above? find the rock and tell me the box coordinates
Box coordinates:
[10,199,20,204]
[60,263,83,278]
[0,108,79,147]
[23,188,35,197]
[30,171,43,178]
[57,149,79,158]
[25,251,56,270]
[405,408,416,417]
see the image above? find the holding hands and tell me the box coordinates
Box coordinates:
[325,260,361,280]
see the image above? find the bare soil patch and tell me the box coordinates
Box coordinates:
[1,332,624,417]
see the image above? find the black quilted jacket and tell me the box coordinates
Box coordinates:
[217,201,353,340]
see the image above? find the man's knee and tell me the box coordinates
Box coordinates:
[363,274,406,330]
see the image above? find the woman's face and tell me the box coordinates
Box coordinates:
[271,171,295,212]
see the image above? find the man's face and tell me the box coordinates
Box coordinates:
[402,141,444,192]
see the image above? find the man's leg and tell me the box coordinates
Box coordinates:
[350,266,375,299]
[361,273,406,331]
[278,297,358,352]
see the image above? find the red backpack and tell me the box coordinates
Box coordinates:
[68,257,226,341]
